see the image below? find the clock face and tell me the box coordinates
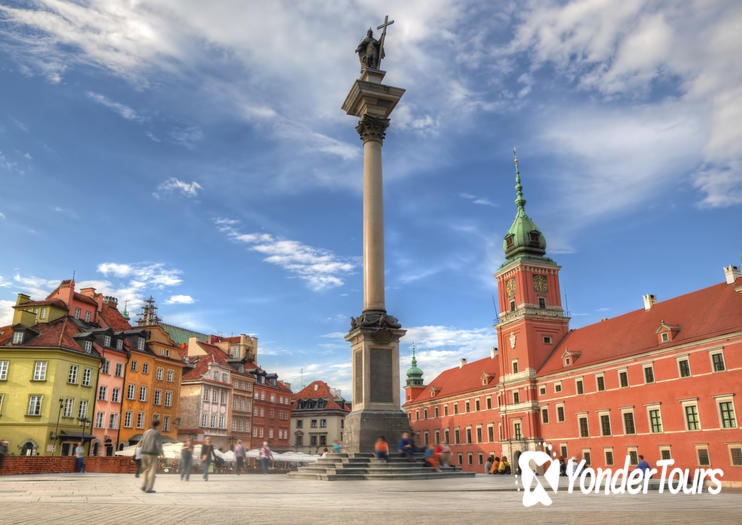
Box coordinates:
[506,278,516,297]
[534,275,548,293]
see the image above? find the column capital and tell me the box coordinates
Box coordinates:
[356,114,390,144]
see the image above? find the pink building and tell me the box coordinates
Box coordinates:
[47,280,132,455]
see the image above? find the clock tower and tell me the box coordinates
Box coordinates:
[495,151,570,378]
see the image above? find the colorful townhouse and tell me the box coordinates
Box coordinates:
[0,308,102,457]
[404,159,742,482]
[178,337,235,449]
[251,367,292,450]
[291,381,350,454]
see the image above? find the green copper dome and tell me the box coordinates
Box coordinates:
[502,151,547,262]
[406,346,424,387]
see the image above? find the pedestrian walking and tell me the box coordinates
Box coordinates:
[180,439,193,481]
[259,441,273,473]
[75,442,86,473]
[133,443,142,478]
[636,455,651,477]
[139,419,164,493]
[200,437,216,481]
[234,440,246,475]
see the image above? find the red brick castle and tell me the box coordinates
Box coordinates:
[404,154,742,482]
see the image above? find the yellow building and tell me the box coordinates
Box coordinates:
[0,317,102,456]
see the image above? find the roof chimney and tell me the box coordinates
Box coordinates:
[490,347,497,359]
[458,358,467,369]
[723,265,740,285]
[642,294,656,311]
[102,296,118,308]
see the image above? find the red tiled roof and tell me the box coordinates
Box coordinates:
[292,380,349,411]
[538,278,742,375]
[98,304,132,332]
[13,299,68,310]
[0,317,102,358]
[73,292,98,306]
[404,356,500,406]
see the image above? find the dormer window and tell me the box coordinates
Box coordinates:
[74,308,81,319]
[656,320,679,344]
[12,331,24,344]
[84,340,93,353]
[116,339,123,350]
[137,337,145,350]
[661,333,669,342]
[84,311,91,322]
[565,357,571,365]
[104,335,111,348]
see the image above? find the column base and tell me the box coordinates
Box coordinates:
[343,409,410,454]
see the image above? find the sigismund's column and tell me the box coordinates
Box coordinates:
[341,19,409,453]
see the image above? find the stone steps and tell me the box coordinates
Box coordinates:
[288,452,474,481]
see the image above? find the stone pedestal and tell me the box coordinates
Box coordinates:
[344,312,408,453]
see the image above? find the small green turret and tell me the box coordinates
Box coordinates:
[405,344,424,387]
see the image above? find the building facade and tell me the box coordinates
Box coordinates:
[291,380,350,454]
[0,316,102,457]
[404,160,742,482]
[251,369,292,450]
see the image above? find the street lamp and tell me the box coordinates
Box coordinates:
[54,398,64,456]
[78,416,90,454]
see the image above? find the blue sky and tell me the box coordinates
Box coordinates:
[1,1,741,398]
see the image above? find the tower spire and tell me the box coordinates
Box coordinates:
[514,147,526,210]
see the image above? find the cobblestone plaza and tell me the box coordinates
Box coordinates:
[0,473,740,524]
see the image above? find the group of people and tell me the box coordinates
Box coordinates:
[372,433,453,472]
[132,419,277,494]
[484,455,511,474]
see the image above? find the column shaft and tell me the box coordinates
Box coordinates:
[363,139,385,312]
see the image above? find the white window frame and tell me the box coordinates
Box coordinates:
[167,370,174,382]
[646,404,663,433]
[33,361,47,381]
[104,335,111,348]
[511,359,518,374]
[27,394,42,416]
[618,369,629,388]
[137,337,145,351]
[96,411,104,428]
[604,448,614,466]
[98,385,107,401]
[554,381,562,393]
[84,311,91,322]
[598,411,612,436]
[556,403,565,422]
[541,406,549,424]
[621,408,636,435]
[68,365,79,384]
[715,396,738,429]
[0,360,8,380]
[710,351,726,373]
[139,386,147,402]
[596,374,606,392]
[677,356,691,378]
[78,399,88,419]
[136,412,144,429]
[696,445,711,466]
[156,368,163,381]
[165,391,172,407]
[12,331,24,344]
[681,400,701,431]
[124,411,132,428]
[63,398,74,418]
[111,388,120,403]
[643,364,655,384]
[82,368,92,387]
[142,362,149,375]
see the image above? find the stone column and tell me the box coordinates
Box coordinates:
[341,69,409,454]
[357,115,389,312]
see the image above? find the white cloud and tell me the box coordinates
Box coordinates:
[13,273,60,299]
[94,262,184,309]
[96,263,134,278]
[216,218,356,291]
[0,299,15,326]
[0,275,11,287]
[153,177,203,199]
[511,0,742,208]
[459,192,496,207]
[0,211,5,220]
[166,294,195,305]
[399,324,498,384]
[85,91,141,121]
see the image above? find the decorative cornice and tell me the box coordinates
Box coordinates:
[355,114,390,144]
[347,310,404,344]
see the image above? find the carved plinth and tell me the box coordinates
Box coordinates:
[344,316,408,453]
